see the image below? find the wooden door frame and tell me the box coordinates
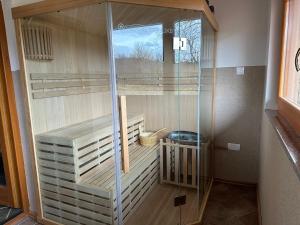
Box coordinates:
[0,1,29,212]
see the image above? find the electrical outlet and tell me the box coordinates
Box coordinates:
[236,66,245,75]
[228,143,240,151]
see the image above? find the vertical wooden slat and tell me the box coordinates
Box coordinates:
[22,26,29,58]
[40,27,45,59]
[166,139,171,182]
[36,26,42,60]
[32,27,38,59]
[159,139,200,188]
[183,147,188,185]
[192,148,196,186]
[28,26,34,59]
[43,27,48,59]
[174,144,179,184]
[49,28,53,58]
[119,96,129,173]
[21,24,53,60]
[159,139,164,184]
[46,28,50,59]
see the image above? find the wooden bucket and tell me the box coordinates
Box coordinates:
[139,128,167,147]
[139,132,157,146]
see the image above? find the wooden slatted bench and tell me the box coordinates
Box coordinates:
[35,114,160,225]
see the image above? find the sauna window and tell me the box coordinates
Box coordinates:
[113,24,163,62]
[278,0,300,133]
[174,19,201,63]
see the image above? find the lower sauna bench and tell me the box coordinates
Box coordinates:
[35,114,160,225]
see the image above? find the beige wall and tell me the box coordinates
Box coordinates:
[214,66,265,183]
[259,112,300,225]
[211,0,269,184]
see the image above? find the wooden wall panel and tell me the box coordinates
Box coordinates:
[23,19,112,134]
[126,91,213,137]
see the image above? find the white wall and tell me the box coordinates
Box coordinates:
[259,113,300,225]
[259,1,300,225]
[264,0,283,109]
[211,0,270,67]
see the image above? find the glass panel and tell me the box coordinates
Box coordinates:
[113,24,163,62]
[20,3,123,225]
[283,0,300,106]
[174,19,201,63]
[172,10,215,223]
[175,12,203,223]
[199,14,215,196]
[111,3,184,225]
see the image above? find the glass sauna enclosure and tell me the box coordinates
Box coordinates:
[19,2,215,225]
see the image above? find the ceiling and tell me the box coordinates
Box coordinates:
[31,3,204,36]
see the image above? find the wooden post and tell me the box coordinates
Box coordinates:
[119,95,129,173]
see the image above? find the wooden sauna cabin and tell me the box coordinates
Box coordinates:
[12,1,218,225]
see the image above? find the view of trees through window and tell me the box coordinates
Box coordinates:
[113,19,202,64]
[113,24,163,62]
[174,19,201,63]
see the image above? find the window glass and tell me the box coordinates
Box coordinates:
[174,19,201,63]
[113,24,163,62]
[282,0,300,106]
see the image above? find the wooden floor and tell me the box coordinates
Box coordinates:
[125,184,200,225]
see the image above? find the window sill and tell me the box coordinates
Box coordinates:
[266,109,300,180]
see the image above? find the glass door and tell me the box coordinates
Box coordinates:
[199,15,215,196]
[174,13,203,224]
[108,3,213,225]
[109,3,184,225]
[174,11,215,223]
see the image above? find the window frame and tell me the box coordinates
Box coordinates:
[278,0,300,134]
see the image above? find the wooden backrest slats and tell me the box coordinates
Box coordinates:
[36,114,145,183]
